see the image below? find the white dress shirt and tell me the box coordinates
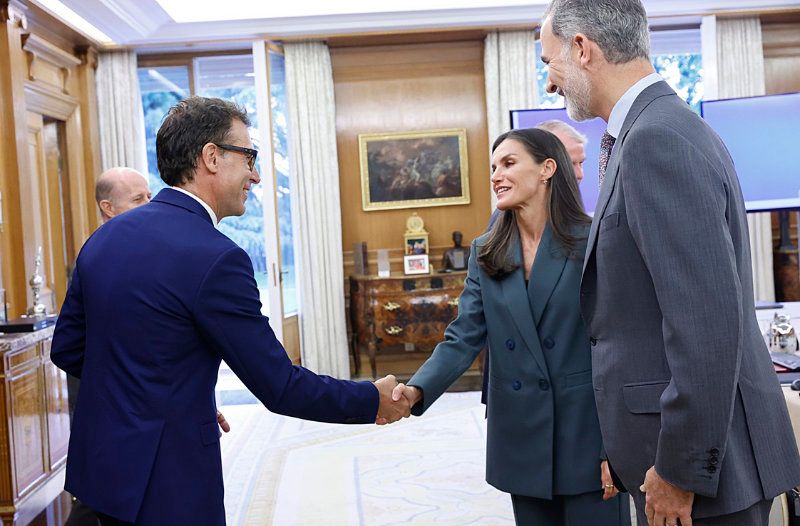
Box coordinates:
[606,72,663,138]
[170,186,218,227]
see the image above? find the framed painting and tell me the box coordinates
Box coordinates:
[358,129,470,211]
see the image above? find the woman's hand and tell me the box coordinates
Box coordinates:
[601,460,620,500]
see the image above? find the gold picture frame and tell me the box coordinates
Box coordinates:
[358,129,470,211]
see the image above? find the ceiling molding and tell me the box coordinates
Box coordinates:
[57,0,169,43]
[58,0,800,49]
[97,0,168,37]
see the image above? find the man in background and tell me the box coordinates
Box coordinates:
[52,97,408,526]
[537,119,587,184]
[541,0,800,524]
[94,167,152,222]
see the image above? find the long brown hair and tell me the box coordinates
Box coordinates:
[478,128,591,279]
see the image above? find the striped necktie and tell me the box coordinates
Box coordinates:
[599,131,616,188]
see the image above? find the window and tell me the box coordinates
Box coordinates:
[138,65,190,194]
[534,32,704,113]
[268,51,298,316]
[194,55,268,296]
[535,40,565,109]
[652,54,703,114]
[137,54,269,313]
[651,29,704,114]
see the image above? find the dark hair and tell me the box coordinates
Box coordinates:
[478,128,591,279]
[156,96,250,186]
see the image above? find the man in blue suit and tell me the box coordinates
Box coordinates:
[51,97,409,526]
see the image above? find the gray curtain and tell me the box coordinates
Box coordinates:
[484,30,538,209]
[96,50,147,173]
[284,41,351,378]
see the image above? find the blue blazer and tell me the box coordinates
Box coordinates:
[51,188,378,524]
[409,223,604,498]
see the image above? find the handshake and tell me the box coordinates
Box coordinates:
[373,375,423,425]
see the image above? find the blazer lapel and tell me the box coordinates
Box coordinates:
[529,225,568,327]
[500,235,548,375]
[583,81,676,274]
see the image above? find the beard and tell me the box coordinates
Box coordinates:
[562,60,595,122]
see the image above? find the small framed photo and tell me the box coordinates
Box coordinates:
[405,236,429,255]
[403,254,430,275]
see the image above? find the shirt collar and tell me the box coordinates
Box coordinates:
[606,72,663,138]
[170,186,218,227]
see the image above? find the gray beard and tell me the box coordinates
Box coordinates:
[566,97,594,122]
[563,67,595,122]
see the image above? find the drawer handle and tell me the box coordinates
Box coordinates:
[383,301,401,311]
[385,325,404,335]
[447,298,459,306]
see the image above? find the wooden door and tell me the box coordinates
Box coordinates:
[24,112,73,313]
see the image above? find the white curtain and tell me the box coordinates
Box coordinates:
[284,42,351,379]
[96,50,147,173]
[701,16,774,301]
[484,30,538,208]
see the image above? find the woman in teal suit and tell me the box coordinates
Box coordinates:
[394,128,630,525]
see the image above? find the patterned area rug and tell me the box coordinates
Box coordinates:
[220,391,514,526]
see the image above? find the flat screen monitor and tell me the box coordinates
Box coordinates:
[510,108,606,214]
[701,92,800,212]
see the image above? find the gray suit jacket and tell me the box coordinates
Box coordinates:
[410,224,607,498]
[580,80,800,518]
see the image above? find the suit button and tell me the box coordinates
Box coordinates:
[505,339,515,350]
[706,465,717,473]
[539,379,550,391]
[709,448,719,456]
[709,458,718,465]
[590,337,597,346]
[543,338,554,349]
[512,380,522,391]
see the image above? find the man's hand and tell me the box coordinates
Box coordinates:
[640,466,694,526]
[600,460,619,501]
[392,383,422,407]
[217,411,230,433]
[374,375,411,425]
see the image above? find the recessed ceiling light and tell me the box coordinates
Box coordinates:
[32,0,114,45]
[155,0,536,23]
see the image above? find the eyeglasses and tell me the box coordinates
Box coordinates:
[214,143,258,171]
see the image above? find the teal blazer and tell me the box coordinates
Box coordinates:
[409,223,603,498]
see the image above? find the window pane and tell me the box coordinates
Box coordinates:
[195,55,270,312]
[138,66,190,194]
[269,51,298,317]
[653,54,704,114]
[535,40,565,109]
[534,42,704,115]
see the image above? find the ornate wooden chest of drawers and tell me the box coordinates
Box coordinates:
[0,327,69,525]
[349,271,466,378]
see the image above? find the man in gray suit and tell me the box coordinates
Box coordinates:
[540,1,800,525]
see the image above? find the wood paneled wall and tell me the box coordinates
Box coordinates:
[763,19,800,300]
[0,0,98,317]
[762,17,800,229]
[332,40,492,277]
